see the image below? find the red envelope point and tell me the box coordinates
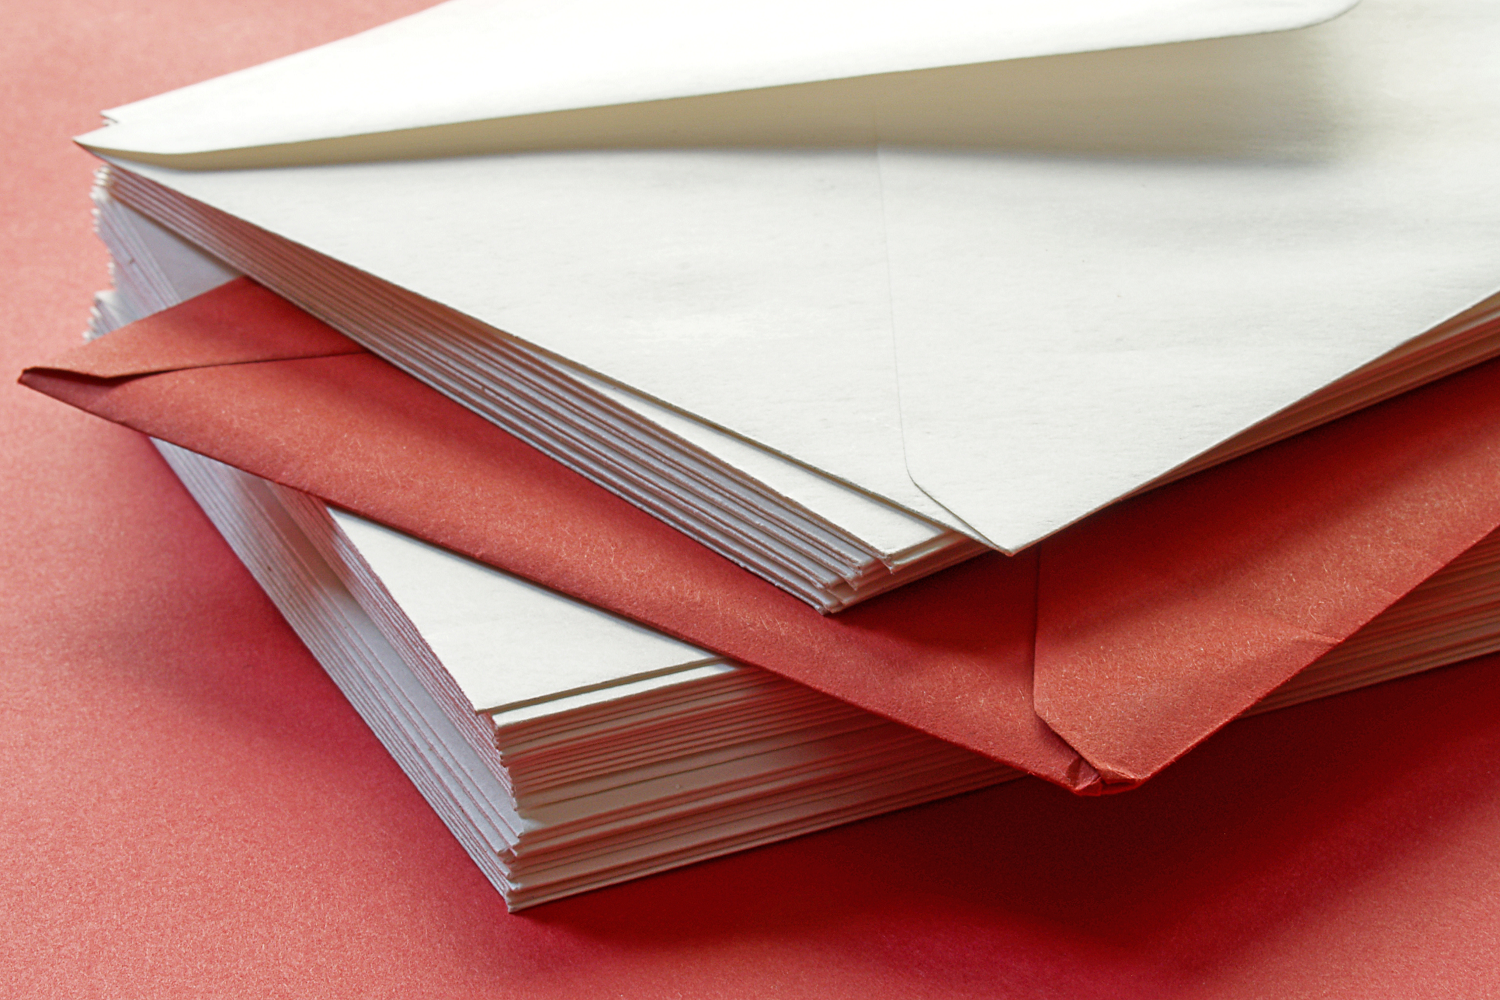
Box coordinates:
[33,277,363,379]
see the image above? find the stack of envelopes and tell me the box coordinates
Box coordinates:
[82,200,1019,907]
[22,0,1500,908]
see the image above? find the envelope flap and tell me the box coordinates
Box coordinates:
[79,0,1355,166]
[882,0,1500,552]
[26,278,363,379]
[1033,357,1500,783]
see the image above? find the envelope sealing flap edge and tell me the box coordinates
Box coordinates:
[78,0,1357,164]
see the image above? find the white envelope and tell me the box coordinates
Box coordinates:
[79,0,1500,552]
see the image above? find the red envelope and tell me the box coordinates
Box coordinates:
[22,277,1500,791]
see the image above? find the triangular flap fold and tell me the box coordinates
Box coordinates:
[886,0,1500,551]
[1033,358,1500,783]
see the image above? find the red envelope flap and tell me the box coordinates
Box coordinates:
[30,278,362,379]
[1035,360,1500,784]
[20,284,1091,790]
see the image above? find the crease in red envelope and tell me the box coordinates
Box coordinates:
[22,278,1500,792]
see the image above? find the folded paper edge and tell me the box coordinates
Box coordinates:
[75,0,1361,169]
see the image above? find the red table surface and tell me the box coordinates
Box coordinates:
[4,2,1498,996]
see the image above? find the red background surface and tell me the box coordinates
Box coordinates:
[4,2,1499,995]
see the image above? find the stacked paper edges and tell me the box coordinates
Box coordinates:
[32,0,1500,907]
[92,203,1013,909]
[70,186,1500,908]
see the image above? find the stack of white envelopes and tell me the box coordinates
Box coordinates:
[161,443,1016,908]
[82,0,1500,612]
[58,0,1500,909]
[92,198,1018,908]
[149,437,1500,908]
[99,164,988,612]
[83,184,1500,907]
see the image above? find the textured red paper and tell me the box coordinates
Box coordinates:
[9,3,1500,995]
[24,279,1500,792]
[1036,356,1500,782]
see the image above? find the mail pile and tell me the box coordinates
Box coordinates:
[21,0,1500,908]
[78,202,1019,908]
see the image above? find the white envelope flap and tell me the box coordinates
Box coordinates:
[80,0,1354,167]
[879,0,1500,546]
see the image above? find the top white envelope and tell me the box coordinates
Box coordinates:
[82,0,1500,552]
